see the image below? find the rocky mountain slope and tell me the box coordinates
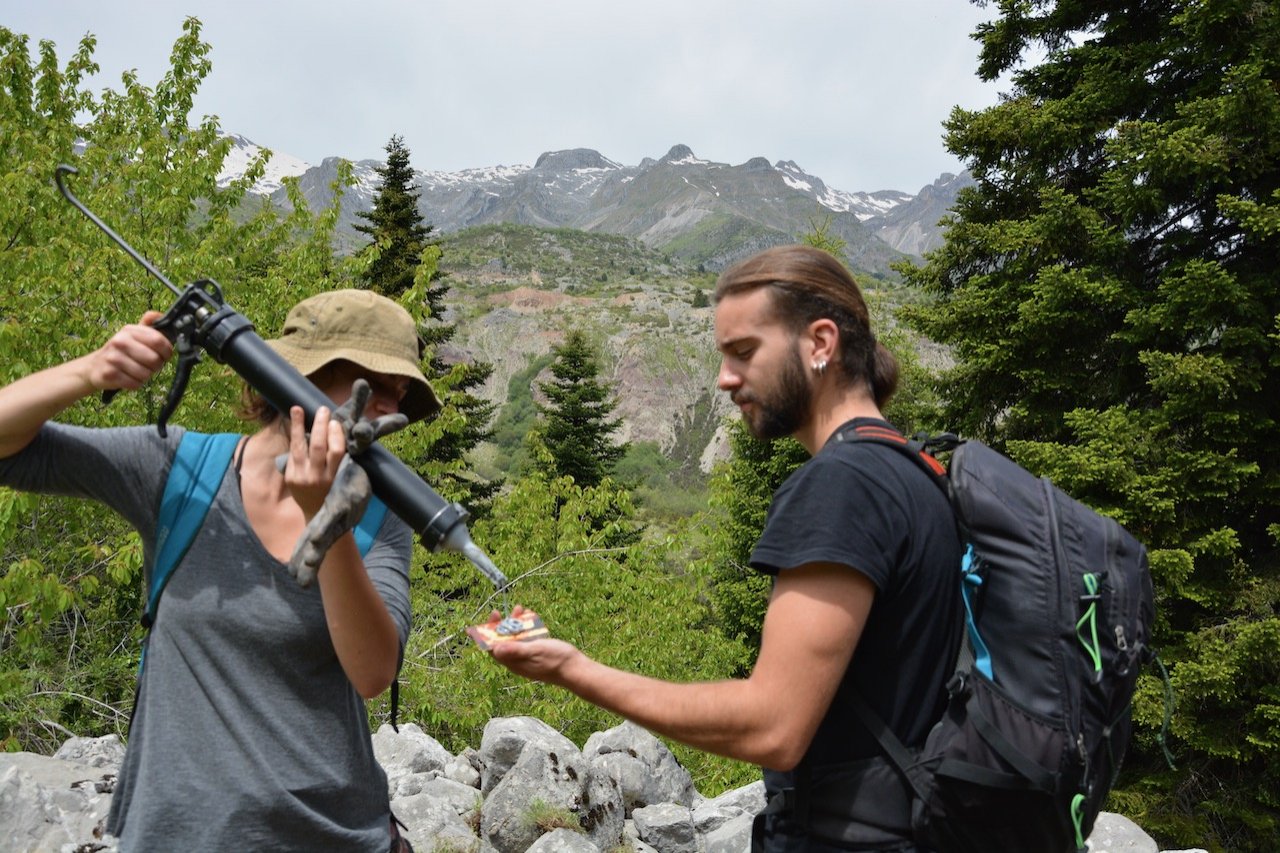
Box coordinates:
[433,224,935,479]
[437,225,733,475]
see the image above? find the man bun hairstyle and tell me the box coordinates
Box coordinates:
[714,244,899,408]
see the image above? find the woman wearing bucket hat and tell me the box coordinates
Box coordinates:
[0,289,437,852]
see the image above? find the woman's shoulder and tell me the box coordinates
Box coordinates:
[9,421,182,467]
[45,420,185,447]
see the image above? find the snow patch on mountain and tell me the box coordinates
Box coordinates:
[775,160,912,220]
[216,134,310,194]
[351,160,382,195]
[419,164,531,188]
[660,144,712,167]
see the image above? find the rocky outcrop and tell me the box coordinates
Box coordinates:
[871,171,976,257]
[0,718,1202,853]
[0,736,121,853]
[449,269,734,473]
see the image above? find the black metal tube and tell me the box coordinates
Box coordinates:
[54,165,182,297]
[199,306,468,550]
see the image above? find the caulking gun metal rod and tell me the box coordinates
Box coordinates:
[54,165,182,297]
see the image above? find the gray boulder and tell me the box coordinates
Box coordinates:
[374,721,453,795]
[403,775,481,814]
[478,716,579,795]
[692,800,744,835]
[583,720,697,809]
[704,779,766,816]
[0,751,117,852]
[392,788,479,852]
[52,734,126,769]
[631,802,698,853]
[701,811,755,853]
[525,826,600,852]
[481,740,624,853]
[621,818,661,853]
[1087,811,1160,852]
[445,751,483,789]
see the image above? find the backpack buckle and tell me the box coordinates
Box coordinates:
[763,786,810,825]
[947,671,970,698]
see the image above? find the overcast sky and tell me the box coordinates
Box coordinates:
[8,1,1008,193]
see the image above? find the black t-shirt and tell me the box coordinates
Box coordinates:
[750,418,963,779]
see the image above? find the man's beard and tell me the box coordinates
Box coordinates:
[740,345,811,441]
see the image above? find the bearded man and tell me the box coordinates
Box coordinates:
[488,244,962,852]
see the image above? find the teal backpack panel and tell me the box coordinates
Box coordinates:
[147,432,242,629]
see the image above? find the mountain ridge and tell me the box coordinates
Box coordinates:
[218,135,969,273]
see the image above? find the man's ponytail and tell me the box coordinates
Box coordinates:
[869,343,899,409]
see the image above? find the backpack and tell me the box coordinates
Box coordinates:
[837,424,1156,853]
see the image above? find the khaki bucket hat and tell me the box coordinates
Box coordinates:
[266,289,441,423]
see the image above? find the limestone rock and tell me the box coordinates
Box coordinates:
[478,716,579,795]
[0,752,117,852]
[1087,811,1159,853]
[631,801,698,853]
[583,720,697,809]
[0,722,1199,853]
[480,739,623,853]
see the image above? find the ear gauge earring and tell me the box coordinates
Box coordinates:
[812,359,828,376]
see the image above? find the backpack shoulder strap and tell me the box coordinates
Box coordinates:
[351,492,396,728]
[147,431,242,630]
[354,495,389,556]
[838,425,994,678]
[833,422,953,491]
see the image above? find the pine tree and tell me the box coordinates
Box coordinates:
[535,331,628,488]
[415,344,502,514]
[698,419,807,658]
[900,2,1280,846]
[356,136,500,513]
[355,135,432,298]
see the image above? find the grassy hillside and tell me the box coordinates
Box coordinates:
[441,223,709,290]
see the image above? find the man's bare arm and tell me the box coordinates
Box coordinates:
[491,562,874,770]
